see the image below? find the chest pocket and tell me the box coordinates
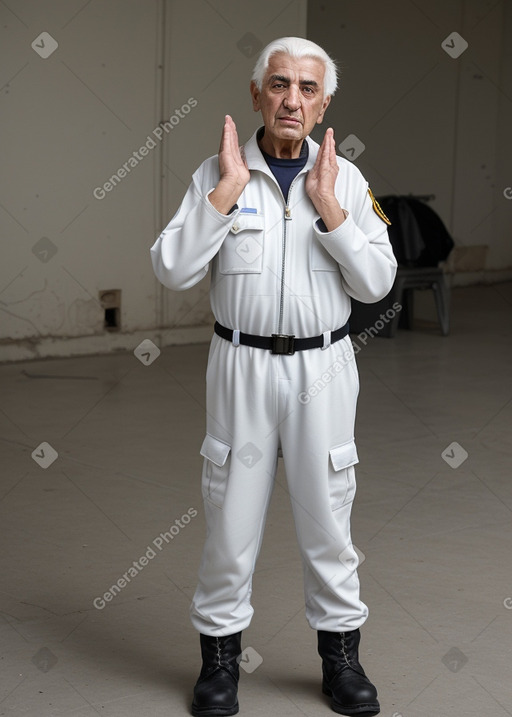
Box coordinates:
[311,238,340,272]
[219,213,265,275]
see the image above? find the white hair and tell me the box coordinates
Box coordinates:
[251,36,338,99]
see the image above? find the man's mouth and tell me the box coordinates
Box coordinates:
[278,116,302,125]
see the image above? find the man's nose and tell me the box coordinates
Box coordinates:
[283,86,301,111]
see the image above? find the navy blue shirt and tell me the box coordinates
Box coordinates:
[260,137,329,231]
[261,140,308,202]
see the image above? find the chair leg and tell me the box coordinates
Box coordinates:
[399,288,414,330]
[433,278,450,336]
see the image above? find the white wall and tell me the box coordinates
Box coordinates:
[1,0,510,362]
[0,0,307,362]
[1,0,161,361]
[307,0,512,282]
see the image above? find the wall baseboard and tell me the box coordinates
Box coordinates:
[446,268,512,287]
[1,270,511,363]
[0,325,214,364]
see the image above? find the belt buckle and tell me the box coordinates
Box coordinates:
[271,334,295,355]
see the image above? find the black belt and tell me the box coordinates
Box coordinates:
[214,321,350,355]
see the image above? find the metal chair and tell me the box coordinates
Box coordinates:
[387,266,450,336]
[350,194,453,337]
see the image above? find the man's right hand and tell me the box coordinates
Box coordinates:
[209,115,250,215]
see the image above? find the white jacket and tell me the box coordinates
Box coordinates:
[150,128,397,337]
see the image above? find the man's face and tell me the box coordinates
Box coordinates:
[251,52,331,149]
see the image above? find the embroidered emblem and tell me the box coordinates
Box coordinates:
[368,188,391,225]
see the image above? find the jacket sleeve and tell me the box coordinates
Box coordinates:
[150,162,238,291]
[314,167,397,303]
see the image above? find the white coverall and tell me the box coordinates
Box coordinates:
[150,127,397,636]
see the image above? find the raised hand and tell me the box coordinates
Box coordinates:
[305,128,347,231]
[218,115,250,188]
[209,115,250,215]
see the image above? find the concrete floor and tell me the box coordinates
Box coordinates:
[1,283,511,717]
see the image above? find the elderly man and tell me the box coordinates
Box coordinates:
[151,36,396,717]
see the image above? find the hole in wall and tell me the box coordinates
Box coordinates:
[99,290,121,332]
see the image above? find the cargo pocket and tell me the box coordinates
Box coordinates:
[328,440,359,511]
[219,213,265,274]
[200,434,231,508]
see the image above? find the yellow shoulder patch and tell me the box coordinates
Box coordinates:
[368,188,391,226]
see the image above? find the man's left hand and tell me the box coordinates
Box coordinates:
[305,128,347,232]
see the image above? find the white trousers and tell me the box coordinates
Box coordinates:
[190,334,369,636]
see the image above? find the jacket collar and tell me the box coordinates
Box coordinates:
[243,126,319,173]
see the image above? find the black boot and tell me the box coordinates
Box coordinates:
[317,629,380,716]
[191,632,242,716]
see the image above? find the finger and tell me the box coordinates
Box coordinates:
[312,131,326,168]
[325,128,337,168]
[317,131,330,167]
[219,115,230,153]
[226,115,242,162]
[222,117,240,166]
[329,129,336,166]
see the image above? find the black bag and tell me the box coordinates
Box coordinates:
[377,195,454,267]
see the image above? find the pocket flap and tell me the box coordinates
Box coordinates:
[200,434,231,467]
[230,214,264,234]
[329,440,359,471]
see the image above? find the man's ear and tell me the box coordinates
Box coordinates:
[316,94,332,124]
[250,81,261,112]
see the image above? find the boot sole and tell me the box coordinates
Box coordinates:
[191,702,239,717]
[322,685,380,716]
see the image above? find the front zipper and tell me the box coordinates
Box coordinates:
[277,176,299,335]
